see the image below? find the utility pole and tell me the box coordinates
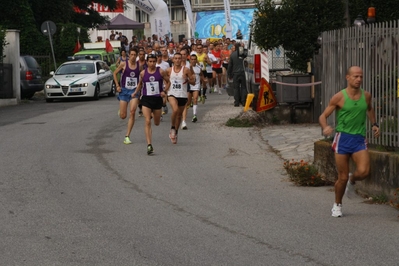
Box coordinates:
[344,0,350,27]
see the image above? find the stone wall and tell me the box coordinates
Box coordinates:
[314,140,399,199]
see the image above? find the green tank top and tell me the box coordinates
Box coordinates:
[336,89,367,136]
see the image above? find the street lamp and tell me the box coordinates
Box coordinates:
[353,14,366,27]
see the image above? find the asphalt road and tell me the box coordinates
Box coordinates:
[0,94,398,266]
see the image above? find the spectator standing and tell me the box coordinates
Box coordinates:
[227,43,247,106]
[236,29,243,40]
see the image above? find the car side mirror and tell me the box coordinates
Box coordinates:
[50,71,55,76]
[99,69,105,74]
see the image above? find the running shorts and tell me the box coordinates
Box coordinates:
[332,132,368,154]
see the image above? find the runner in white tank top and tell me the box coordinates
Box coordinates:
[166,52,195,144]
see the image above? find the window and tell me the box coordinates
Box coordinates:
[136,10,149,23]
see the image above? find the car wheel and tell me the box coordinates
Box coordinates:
[45,98,54,103]
[108,81,116,97]
[93,84,100,100]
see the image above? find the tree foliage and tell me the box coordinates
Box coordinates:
[0,26,8,62]
[0,0,119,58]
[252,0,399,72]
[252,0,345,72]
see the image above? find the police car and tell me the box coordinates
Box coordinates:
[44,60,115,102]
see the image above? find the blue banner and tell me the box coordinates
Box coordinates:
[195,9,255,40]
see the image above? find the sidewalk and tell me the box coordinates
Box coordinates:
[259,124,324,162]
[205,94,324,163]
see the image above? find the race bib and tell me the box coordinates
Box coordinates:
[172,82,183,90]
[146,82,160,96]
[206,65,212,73]
[125,77,137,90]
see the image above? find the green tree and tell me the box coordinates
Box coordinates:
[0,0,121,57]
[252,0,345,72]
[0,26,8,62]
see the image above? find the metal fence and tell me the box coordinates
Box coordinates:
[320,20,399,148]
[32,54,52,81]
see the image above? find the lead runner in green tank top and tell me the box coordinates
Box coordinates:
[318,66,380,218]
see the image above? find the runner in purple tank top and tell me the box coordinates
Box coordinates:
[133,54,170,155]
[113,48,141,145]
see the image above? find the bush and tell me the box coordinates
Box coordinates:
[225,118,253,127]
[389,188,399,210]
[283,159,333,186]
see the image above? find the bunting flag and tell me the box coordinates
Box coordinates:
[105,39,113,53]
[182,0,195,38]
[73,40,81,53]
[223,0,232,38]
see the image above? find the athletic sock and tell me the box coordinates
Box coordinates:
[193,105,197,115]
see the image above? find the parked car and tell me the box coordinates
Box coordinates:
[44,60,115,102]
[20,55,44,99]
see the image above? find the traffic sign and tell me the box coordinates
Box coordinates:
[256,78,277,112]
[41,21,57,36]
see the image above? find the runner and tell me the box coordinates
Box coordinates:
[181,50,200,129]
[195,44,209,103]
[167,53,195,143]
[204,45,217,94]
[181,54,202,129]
[221,43,230,90]
[132,54,170,154]
[113,48,141,145]
[211,42,223,94]
[136,48,147,116]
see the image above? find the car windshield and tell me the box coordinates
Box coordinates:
[55,63,95,75]
[74,54,101,60]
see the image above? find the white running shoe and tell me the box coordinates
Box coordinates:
[181,121,188,130]
[345,173,356,199]
[169,129,177,144]
[331,203,343,217]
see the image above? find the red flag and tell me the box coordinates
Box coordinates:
[73,40,81,53]
[105,39,113,53]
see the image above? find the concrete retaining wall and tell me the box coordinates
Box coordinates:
[257,104,313,124]
[314,140,399,199]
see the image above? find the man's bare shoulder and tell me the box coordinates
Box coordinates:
[329,90,344,105]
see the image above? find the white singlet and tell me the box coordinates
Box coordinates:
[168,66,188,98]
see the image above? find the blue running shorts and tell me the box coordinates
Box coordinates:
[332,132,368,154]
[118,87,140,102]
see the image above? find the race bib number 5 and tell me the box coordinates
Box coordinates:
[125,77,137,90]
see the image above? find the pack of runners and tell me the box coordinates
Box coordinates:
[112,38,240,155]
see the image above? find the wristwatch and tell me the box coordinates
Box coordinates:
[372,122,379,128]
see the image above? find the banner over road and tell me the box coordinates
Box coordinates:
[195,9,255,40]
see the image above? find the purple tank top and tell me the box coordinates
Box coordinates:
[121,61,140,90]
[142,67,163,97]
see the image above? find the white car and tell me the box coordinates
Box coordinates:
[44,60,116,102]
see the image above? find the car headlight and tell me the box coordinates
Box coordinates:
[45,84,59,89]
[71,83,89,88]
